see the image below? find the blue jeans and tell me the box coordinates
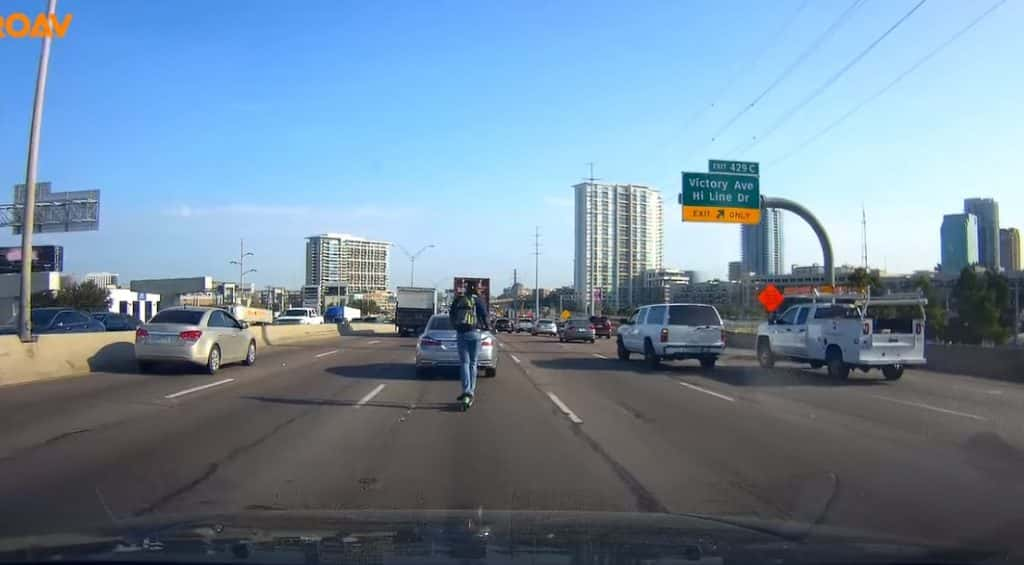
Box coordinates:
[456,329,481,397]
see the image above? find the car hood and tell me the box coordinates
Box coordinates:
[0,510,1003,564]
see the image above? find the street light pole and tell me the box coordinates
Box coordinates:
[18,0,58,342]
[229,239,256,305]
[395,244,435,286]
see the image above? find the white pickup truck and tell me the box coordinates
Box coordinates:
[755,295,927,380]
[274,307,324,325]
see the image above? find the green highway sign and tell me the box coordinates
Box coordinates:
[681,172,759,208]
[709,159,759,176]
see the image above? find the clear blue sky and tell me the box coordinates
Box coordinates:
[1,0,1021,290]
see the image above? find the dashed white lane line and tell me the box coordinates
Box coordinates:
[678,381,735,403]
[546,392,584,424]
[357,384,387,408]
[871,395,986,421]
[510,354,522,364]
[165,378,235,399]
[315,349,339,358]
[367,340,381,345]
[592,353,607,359]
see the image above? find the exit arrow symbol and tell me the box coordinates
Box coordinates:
[716,209,725,219]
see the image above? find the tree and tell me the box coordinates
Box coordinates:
[32,280,112,311]
[948,268,1010,344]
[846,267,883,294]
[910,274,946,340]
[350,298,380,315]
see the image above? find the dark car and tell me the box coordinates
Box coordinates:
[31,307,106,334]
[493,318,513,333]
[590,315,612,339]
[91,312,142,331]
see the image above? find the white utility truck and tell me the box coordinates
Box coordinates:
[755,292,927,381]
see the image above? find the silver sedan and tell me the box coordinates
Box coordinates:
[415,314,498,378]
[135,307,257,374]
[560,318,596,343]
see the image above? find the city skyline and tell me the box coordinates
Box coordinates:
[1,1,1021,288]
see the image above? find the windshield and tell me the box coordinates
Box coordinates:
[148,310,204,324]
[427,316,454,330]
[30,309,61,327]
[2,2,1021,559]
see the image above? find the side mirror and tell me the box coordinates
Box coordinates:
[240,321,250,329]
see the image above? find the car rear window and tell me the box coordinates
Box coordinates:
[428,316,453,330]
[284,309,309,317]
[31,309,61,327]
[668,305,720,326]
[149,310,205,324]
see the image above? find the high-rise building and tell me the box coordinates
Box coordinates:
[963,198,1000,270]
[940,213,979,274]
[727,261,743,282]
[305,233,390,295]
[84,272,119,288]
[1000,227,1021,272]
[574,182,663,312]
[740,209,784,276]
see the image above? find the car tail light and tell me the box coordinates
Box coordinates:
[179,330,203,342]
[135,328,149,341]
[660,328,669,343]
[421,337,441,346]
[481,337,493,347]
[862,322,871,335]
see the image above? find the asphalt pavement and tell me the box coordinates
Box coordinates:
[1,332,1023,551]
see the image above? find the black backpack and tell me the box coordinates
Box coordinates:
[450,295,477,331]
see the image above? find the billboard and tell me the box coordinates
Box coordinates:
[0,245,63,274]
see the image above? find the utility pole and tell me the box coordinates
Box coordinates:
[513,268,518,319]
[861,204,869,269]
[534,226,541,318]
[18,0,58,342]
[1014,277,1020,346]
[395,243,436,286]
[229,239,256,305]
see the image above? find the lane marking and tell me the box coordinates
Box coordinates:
[592,353,607,359]
[165,378,235,399]
[315,349,339,358]
[510,354,521,364]
[871,395,986,421]
[678,381,735,403]
[357,384,387,408]
[367,340,381,345]
[546,392,584,424]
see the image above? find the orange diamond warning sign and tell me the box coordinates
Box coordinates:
[758,283,784,312]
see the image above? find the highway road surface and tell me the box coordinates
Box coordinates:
[1,333,1023,551]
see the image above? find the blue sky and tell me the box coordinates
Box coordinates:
[1,0,1021,290]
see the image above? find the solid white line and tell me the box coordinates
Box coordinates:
[546,392,584,424]
[165,378,235,399]
[357,384,387,407]
[315,349,339,358]
[367,340,381,345]
[678,381,735,402]
[510,354,521,364]
[592,353,607,359]
[871,395,986,421]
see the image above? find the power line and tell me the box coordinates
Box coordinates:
[731,0,929,157]
[767,0,1007,167]
[708,0,865,144]
[671,0,811,162]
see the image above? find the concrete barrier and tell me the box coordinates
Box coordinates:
[339,322,398,336]
[0,324,347,388]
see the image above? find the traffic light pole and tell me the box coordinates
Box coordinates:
[762,196,835,289]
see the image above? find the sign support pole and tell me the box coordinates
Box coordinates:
[19,0,58,343]
[762,196,835,289]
